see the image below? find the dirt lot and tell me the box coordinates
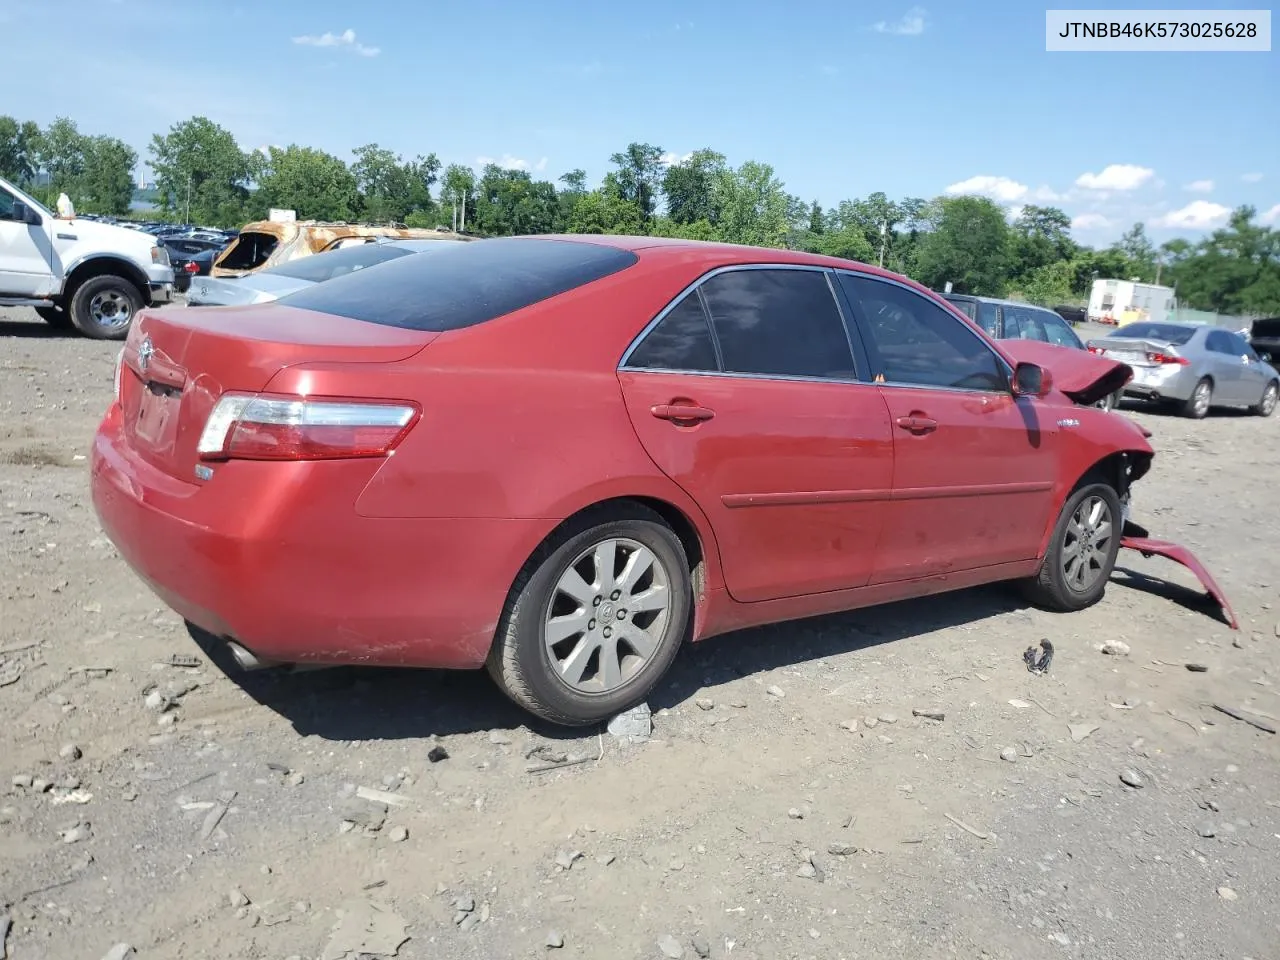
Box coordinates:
[1,305,1278,960]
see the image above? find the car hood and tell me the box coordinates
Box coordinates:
[999,339,1133,406]
[56,217,158,259]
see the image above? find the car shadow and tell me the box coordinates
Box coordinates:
[188,585,1031,743]
[0,318,78,339]
[1109,565,1231,625]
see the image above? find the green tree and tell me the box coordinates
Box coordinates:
[34,116,87,202]
[1009,205,1076,279]
[78,136,137,215]
[472,164,560,236]
[914,195,1011,295]
[0,116,42,185]
[1164,206,1280,315]
[609,142,665,227]
[149,117,256,226]
[662,149,725,226]
[1113,222,1157,281]
[568,174,643,234]
[712,160,790,248]
[441,163,477,232]
[255,145,358,221]
[351,143,415,222]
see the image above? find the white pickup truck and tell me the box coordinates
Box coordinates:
[0,175,175,339]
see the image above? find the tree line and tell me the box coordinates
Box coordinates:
[3,114,1278,316]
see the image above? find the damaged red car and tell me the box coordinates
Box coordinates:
[90,236,1233,727]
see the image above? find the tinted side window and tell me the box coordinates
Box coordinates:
[0,191,15,220]
[976,302,999,336]
[1205,330,1231,354]
[840,275,1007,391]
[627,293,719,371]
[1040,312,1083,348]
[1008,306,1047,341]
[700,269,857,379]
[1225,331,1253,356]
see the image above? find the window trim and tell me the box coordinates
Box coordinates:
[618,263,870,385]
[835,271,1014,396]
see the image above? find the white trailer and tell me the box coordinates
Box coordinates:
[1087,278,1176,326]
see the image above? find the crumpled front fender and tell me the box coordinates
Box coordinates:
[1120,521,1239,630]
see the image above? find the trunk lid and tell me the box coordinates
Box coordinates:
[119,304,436,481]
[999,339,1132,406]
[1085,336,1178,369]
[186,273,308,307]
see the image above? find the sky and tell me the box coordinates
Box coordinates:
[3,0,1277,244]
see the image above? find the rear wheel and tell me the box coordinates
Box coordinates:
[1251,381,1278,417]
[69,275,142,341]
[1180,378,1212,419]
[1094,389,1122,412]
[35,305,73,329]
[487,505,692,726]
[1020,481,1122,613]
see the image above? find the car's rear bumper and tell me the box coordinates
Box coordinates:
[148,281,174,304]
[1121,364,1198,401]
[90,404,552,669]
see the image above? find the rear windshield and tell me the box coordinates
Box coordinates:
[1112,322,1195,345]
[263,243,415,283]
[218,231,278,270]
[277,237,640,331]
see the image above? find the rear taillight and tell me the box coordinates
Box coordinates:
[183,261,200,273]
[197,393,419,461]
[1147,351,1189,365]
[1087,345,1103,354]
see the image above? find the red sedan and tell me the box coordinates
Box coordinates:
[91,235,1231,727]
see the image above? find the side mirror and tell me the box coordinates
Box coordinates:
[1260,352,1273,364]
[12,201,41,226]
[1012,361,1053,398]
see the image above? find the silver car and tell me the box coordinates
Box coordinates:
[186,238,464,307]
[1087,321,1279,419]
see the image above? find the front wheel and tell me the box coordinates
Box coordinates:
[1020,482,1122,613]
[69,275,142,340]
[1251,381,1278,417]
[487,506,692,726]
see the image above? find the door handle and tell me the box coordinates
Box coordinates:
[652,403,715,423]
[895,415,937,434]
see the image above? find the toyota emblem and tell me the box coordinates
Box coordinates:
[137,336,154,371]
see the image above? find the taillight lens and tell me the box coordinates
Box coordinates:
[1147,351,1189,365]
[197,394,419,461]
[113,349,124,401]
[1087,345,1103,354]
[183,261,200,273]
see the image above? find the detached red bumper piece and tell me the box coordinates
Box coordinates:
[1120,535,1239,630]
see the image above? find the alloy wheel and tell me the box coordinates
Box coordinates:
[1061,495,1113,593]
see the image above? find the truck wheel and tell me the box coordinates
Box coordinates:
[35,305,73,330]
[69,275,142,340]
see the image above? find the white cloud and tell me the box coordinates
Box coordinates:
[292,28,380,57]
[872,6,927,35]
[1156,200,1231,229]
[658,151,694,166]
[1075,164,1155,191]
[1071,213,1112,230]
[534,157,548,173]
[1007,205,1025,221]
[1183,179,1214,193]
[1031,185,1063,202]
[1260,203,1280,225]
[475,154,534,171]
[944,175,1028,203]
[1242,172,1264,183]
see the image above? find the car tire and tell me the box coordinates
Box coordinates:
[69,275,142,341]
[1250,381,1278,417]
[1020,481,1122,613]
[1094,389,1121,412]
[35,305,73,329]
[1180,377,1212,419]
[486,504,692,727]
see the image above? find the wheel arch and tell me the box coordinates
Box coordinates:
[1037,447,1153,559]
[63,256,151,304]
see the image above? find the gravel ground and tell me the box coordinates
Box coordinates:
[1,305,1278,960]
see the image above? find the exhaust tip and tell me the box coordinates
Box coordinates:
[226,640,281,672]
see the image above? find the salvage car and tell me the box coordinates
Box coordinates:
[187,237,466,307]
[1087,321,1279,418]
[210,219,468,278]
[942,293,1123,410]
[91,236,1237,727]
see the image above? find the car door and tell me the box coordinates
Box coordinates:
[1203,329,1247,402]
[617,265,895,603]
[835,272,1060,583]
[1229,331,1271,403]
[0,186,55,297]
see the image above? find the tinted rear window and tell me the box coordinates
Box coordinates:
[277,237,639,331]
[263,243,414,283]
[1113,322,1195,345]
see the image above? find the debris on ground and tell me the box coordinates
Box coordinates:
[1119,769,1145,789]
[606,702,651,742]
[1023,639,1054,675]
[1185,662,1209,673]
[99,945,135,960]
[657,934,685,958]
[545,929,564,949]
[320,899,409,960]
[1068,723,1099,743]
[912,708,945,721]
[1101,640,1131,657]
[1210,703,1276,734]
[427,746,449,763]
